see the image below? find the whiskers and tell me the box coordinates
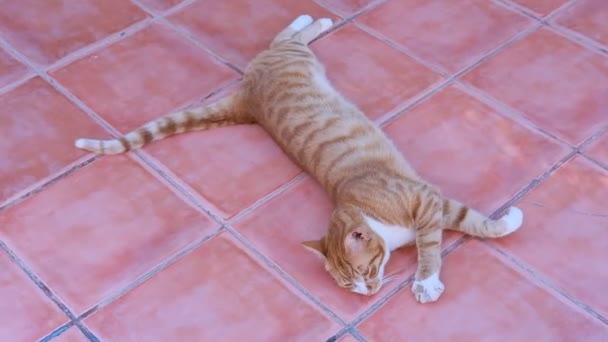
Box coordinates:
[382,270,404,284]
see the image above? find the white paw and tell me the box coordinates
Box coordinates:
[500,206,523,235]
[289,14,313,31]
[318,18,333,32]
[411,273,444,304]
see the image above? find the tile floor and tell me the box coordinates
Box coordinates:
[0,0,607,341]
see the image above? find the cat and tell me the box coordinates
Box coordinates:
[74,15,523,303]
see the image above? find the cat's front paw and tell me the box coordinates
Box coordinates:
[411,273,444,304]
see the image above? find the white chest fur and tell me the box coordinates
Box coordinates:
[363,214,416,251]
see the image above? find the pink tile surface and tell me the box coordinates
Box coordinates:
[168,0,338,69]
[51,24,237,133]
[1,0,607,340]
[0,47,29,88]
[0,78,106,203]
[384,85,568,214]
[86,233,340,341]
[312,24,442,121]
[463,28,608,145]
[0,251,66,341]
[0,0,148,65]
[357,0,532,72]
[0,156,218,313]
[53,328,89,342]
[359,240,608,341]
[554,0,608,47]
[494,157,608,317]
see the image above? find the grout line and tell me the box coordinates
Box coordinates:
[344,150,577,328]
[77,227,223,321]
[0,72,35,96]
[161,0,199,17]
[226,173,307,224]
[0,241,78,322]
[455,80,575,148]
[360,18,541,129]
[45,18,154,72]
[546,23,608,56]
[349,328,368,342]
[482,240,608,325]
[0,155,98,212]
[73,322,100,342]
[38,322,73,342]
[131,0,243,75]
[224,225,347,326]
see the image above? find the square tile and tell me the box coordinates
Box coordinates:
[464,28,608,145]
[384,85,568,214]
[53,327,88,342]
[509,0,569,16]
[0,47,29,88]
[357,0,531,73]
[312,24,443,121]
[358,240,608,341]
[0,250,67,341]
[235,177,440,321]
[51,24,237,133]
[316,0,380,16]
[86,233,340,341]
[584,132,608,168]
[138,0,185,12]
[0,78,106,203]
[554,0,608,47]
[0,156,218,313]
[168,0,339,69]
[338,333,359,342]
[0,0,148,65]
[494,157,608,317]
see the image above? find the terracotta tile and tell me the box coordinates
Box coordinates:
[0,0,147,65]
[312,24,442,121]
[169,0,339,69]
[494,157,608,317]
[316,0,379,15]
[138,0,185,12]
[384,85,568,214]
[509,0,568,15]
[234,177,465,320]
[0,47,29,88]
[0,156,217,313]
[584,132,608,168]
[359,240,608,341]
[87,233,340,341]
[53,328,88,342]
[51,24,237,133]
[0,250,66,341]
[464,28,608,145]
[554,0,608,47]
[357,0,531,73]
[0,78,106,203]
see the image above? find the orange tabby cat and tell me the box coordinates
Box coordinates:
[75,15,523,303]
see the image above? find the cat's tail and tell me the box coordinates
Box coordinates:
[74,93,252,155]
[442,198,523,238]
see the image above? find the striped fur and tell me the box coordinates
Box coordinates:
[74,15,523,303]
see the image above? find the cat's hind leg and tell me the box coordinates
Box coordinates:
[271,14,314,47]
[292,18,334,45]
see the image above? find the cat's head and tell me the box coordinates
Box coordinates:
[302,207,389,296]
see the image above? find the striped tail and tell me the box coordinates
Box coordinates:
[442,198,523,238]
[74,94,251,155]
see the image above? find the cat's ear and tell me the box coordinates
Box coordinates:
[344,228,371,253]
[302,239,326,261]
